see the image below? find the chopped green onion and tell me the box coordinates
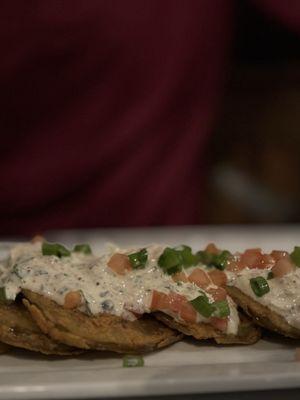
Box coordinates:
[196,250,214,265]
[73,244,92,255]
[42,242,71,258]
[213,300,230,318]
[267,271,274,280]
[176,245,199,267]
[123,355,144,368]
[290,246,300,267]
[211,250,231,270]
[128,248,148,269]
[250,276,270,297]
[0,287,6,302]
[158,247,183,274]
[196,250,231,270]
[190,295,214,318]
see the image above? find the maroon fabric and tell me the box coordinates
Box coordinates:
[0,1,298,236]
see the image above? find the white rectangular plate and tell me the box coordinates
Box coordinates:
[1,225,300,399]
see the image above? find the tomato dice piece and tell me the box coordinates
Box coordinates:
[209,317,228,332]
[271,250,290,261]
[272,258,295,278]
[107,253,132,275]
[205,243,219,254]
[208,270,227,287]
[240,249,263,269]
[179,302,197,323]
[150,290,170,310]
[150,290,197,323]
[188,268,211,288]
[226,259,245,272]
[206,287,227,301]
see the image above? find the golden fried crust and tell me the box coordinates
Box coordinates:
[0,342,10,354]
[22,290,183,353]
[0,302,82,355]
[154,312,261,345]
[226,286,300,339]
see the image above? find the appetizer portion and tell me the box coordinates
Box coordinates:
[195,244,300,338]
[0,241,259,350]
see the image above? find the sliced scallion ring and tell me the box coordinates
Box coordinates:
[158,247,183,274]
[128,248,148,269]
[250,276,270,297]
[190,295,214,318]
[213,300,230,318]
[123,355,144,368]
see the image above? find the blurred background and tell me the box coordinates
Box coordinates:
[207,1,300,224]
[1,1,300,238]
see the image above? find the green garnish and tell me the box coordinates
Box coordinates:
[42,242,71,258]
[190,295,230,318]
[0,287,7,303]
[73,244,92,255]
[213,300,230,318]
[175,245,199,267]
[250,276,270,297]
[267,271,274,280]
[290,246,300,267]
[128,248,148,269]
[190,295,214,318]
[123,355,144,368]
[196,250,231,270]
[211,250,231,270]
[158,245,200,274]
[158,247,183,275]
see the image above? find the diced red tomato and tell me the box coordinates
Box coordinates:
[206,287,227,301]
[188,268,211,289]
[272,258,295,278]
[107,253,132,275]
[150,290,197,323]
[205,243,219,254]
[167,292,187,313]
[260,254,276,269]
[208,270,227,287]
[226,259,245,272]
[150,290,170,310]
[209,317,228,332]
[150,291,185,313]
[271,250,290,261]
[172,271,188,283]
[240,248,263,269]
[179,302,197,323]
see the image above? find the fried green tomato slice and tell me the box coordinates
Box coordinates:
[154,312,261,345]
[226,286,300,339]
[0,302,82,355]
[22,290,183,353]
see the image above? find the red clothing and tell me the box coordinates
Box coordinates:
[0,1,299,236]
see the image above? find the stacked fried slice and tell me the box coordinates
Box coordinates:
[155,311,261,345]
[226,286,300,339]
[0,301,81,355]
[22,290,183,353]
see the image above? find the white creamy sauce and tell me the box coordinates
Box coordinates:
[227,268,300,330]
[0,243,239,335]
